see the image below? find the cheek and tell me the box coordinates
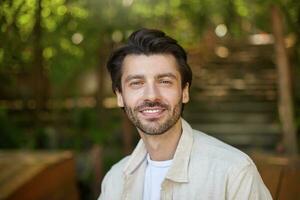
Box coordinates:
[161,89,183,103]
[122,90,143,106]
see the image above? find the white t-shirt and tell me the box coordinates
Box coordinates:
[143,154,173,200]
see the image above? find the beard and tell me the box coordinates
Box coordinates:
[123,99,182,135]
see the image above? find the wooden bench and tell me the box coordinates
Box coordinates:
[250,152,300,200]
[0,151,79,200]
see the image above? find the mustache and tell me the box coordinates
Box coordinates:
[134,101,169,111]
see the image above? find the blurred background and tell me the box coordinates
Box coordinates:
[0,0,300,199]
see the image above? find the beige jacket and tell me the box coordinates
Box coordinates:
[98,119,272,200]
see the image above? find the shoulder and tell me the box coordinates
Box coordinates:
[190,129,272,199]
[191,129,254,169]
[104,155,130,182]
[98,156,130,200]
[190,129,264,186]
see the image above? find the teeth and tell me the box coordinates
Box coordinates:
[143,109,160,113]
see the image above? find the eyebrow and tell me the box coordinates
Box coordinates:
[156,73,177,80]
[124,73,178,83]
[124,75,145,83]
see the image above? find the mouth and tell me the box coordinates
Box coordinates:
[139,107,166,119]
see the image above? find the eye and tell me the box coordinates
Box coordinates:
[131,81,142,85]
[129,81,144,87]
[159,79,172,85]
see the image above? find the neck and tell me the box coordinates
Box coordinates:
[138,119,182,161]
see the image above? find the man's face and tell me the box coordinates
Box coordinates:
[116,54,189,135]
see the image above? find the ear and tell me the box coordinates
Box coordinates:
[115,89,124,107]
[182,83,190,104]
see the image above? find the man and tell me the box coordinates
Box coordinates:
[98,28,272,200]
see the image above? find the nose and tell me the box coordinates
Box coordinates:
[144,83,161,101]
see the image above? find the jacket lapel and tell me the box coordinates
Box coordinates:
[165,118,194,183]
[122,140,147,200]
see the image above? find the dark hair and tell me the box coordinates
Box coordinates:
[106,28,192,93]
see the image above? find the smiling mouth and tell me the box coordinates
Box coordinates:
[142,109,162,114]
[139,107,166,118]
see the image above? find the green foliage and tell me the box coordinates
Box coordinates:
[1,0,299,89]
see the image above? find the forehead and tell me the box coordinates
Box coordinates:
[121,54,180,79]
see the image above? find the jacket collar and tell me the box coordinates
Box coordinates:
[123,118,194,183]
[165,118,193,182]
[123,139,147,176]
